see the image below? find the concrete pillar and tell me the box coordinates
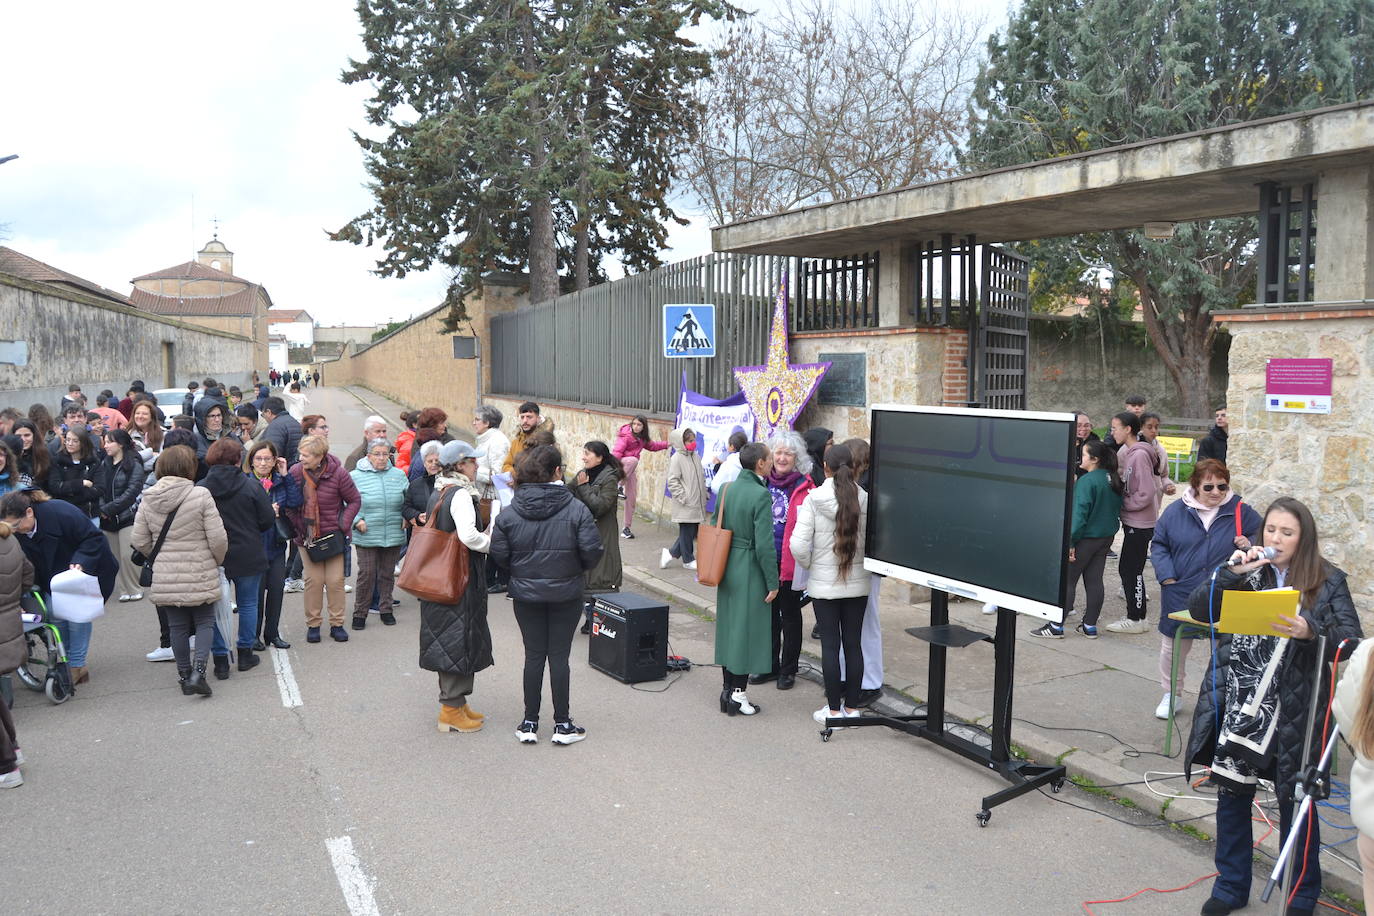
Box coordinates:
[1315,164,1374,303]
[876,240,914,327]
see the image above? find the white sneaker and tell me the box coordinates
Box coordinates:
[128,593,143,601]
[344,584,353,593]
[0,769,21,789]
[284,579,304,593]
[1155,693,1173,720]
[659,548,673,570]
[683,560,697,570]
[117,595,130,603]
[145,646,175,662]
[1104,618,1149,634]
[813,706,841,724]
[13,748,23,767]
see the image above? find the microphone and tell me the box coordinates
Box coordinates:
[1228,546,1277,567]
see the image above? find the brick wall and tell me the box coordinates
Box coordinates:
[941,330,970,406]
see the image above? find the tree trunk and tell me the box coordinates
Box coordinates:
[1131,269,1215,419]
[522,7,558,304]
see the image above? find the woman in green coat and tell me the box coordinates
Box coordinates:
[712,443,779,716]
[571,440,624,633]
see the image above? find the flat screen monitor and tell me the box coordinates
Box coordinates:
[864,404,1075,622]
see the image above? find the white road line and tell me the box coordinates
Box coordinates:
[326,836,381,916]
[271,646,303,708]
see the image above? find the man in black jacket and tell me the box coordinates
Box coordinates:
[260,396,302,466]
[1197,406,1228,463]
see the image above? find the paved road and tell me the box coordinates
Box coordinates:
[5,388,1225,914]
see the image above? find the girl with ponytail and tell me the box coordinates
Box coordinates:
[789,443,871,723]
[1334,619,1374,905]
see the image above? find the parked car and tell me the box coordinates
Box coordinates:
[150,388,190,429]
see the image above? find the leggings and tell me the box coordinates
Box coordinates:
[257,549,286,642]
[0,691,16,773]
[1158,633,1195,692]
[621,456,640,529]
[165,603,215,671]
[1118,525,1153,621]
[768,580,804,676]
[721,667,748,690]
[814,596,867,710]
[512,599,582,723]
[1067,536,1113,626]
[668,522,698,563]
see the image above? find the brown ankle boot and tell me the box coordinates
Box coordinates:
[461,704,484,721]
[70,666,89,685]
[438,704,481,733]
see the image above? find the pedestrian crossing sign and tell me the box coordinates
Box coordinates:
[663,304,715,358]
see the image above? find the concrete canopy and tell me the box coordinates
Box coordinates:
[711,100,1374,257]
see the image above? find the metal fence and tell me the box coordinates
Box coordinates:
[492,252,873,415]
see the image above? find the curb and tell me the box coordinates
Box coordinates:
[619,564,1362,901]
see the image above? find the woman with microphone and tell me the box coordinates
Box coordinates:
[1185,497,1362,916]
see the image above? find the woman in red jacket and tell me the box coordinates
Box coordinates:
[610,415,667,540]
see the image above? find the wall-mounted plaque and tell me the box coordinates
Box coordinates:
[816,352,866,406]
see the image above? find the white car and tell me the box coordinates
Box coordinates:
[149,388,191,429]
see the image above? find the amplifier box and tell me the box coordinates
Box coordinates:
[587,592,668,684]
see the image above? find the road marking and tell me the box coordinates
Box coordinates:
[326,835,381,916]
[272,647,303,708]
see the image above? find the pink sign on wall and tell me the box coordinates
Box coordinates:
[1265,358,1332,414]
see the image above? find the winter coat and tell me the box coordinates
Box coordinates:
[281,389,309,421]
[778,478,815,582]
[191,394,230,461]
[570,464,622,593]
[17,498,119,600]
[789,478,870,599]
[197,464,273,578]
[1070,469,1122,545]
[98,452,146,531]
[47,450,107,518]
[1150,492,1262,635]
[262,413,302,466]
[394,428,417,477]
[350,457,408,548]
[501,417,556,473]
[0,468,14,497]
[1118,440,1159,529]
[712,470,779,674]
[490,482,601,604]
[404,472,436,524]
[1185,563,1363,802]
[1333,638,1374,836]
[1197,426,1228,463]
[664,428,707,523]
[610,423,668,463]
[0,534,34,675]
[418,478,493,676]
[474,426,512,499]
[247,469,302,556]
[408,432,453,479]
[286,453,361,544]
[131,478,227,606]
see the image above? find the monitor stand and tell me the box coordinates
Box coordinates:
[819,590,1066,826]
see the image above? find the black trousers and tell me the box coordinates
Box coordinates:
[512,598,582,723]
[156,605,171,649]
[486,554,508,589]
[768,580,804,676]
[1067,536,1113,626]
[721,667,748,690]
[1118,525,1154,621]
[668,522,698,563]
[813,596,867,709]
[257,549,286,642]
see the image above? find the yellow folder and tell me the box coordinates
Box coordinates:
[1217,589,1301,636]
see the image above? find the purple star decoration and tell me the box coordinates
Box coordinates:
[733,276,831,440]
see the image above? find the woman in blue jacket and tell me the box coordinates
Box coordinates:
[350,439,408,629]
[245,440,302,650]
[1149,459,1261,721]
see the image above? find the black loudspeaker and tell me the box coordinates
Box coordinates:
[588,592,667,684]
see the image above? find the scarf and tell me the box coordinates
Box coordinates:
[435,470,478,498]
[767,468,804,491]
[584,462,607,484]
[1210,633,1288,792]
[301,463,322,535]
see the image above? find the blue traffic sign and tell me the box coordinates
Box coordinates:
[663,303,715,358]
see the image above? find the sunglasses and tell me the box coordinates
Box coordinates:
[1200,483,1229,492]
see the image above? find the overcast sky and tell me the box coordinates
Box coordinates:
[2,0,1008,327]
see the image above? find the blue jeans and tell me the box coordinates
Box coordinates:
[56,619,92,667]
[1213,788,1321,909]
[212,574,263,654]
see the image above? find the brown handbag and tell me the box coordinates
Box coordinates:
[397,487,469,603]
[694,479,734,587]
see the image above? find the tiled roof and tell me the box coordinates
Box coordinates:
[0,247,136,306]
[130,284,263,316]
[132,260,240,282]
[268,308,311,323]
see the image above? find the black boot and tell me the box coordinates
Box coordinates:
[178,666,193,696]
[187,662,213,697]
[719,688,741,715]
[213,654,231,680]
[238,648,261,672]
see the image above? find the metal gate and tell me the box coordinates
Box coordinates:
[975,246,1031,410]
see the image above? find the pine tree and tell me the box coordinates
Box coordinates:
[333,0,734,320]
[967,0,1374,416]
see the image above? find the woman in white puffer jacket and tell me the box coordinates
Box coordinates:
[789,443,869,723]
[1333,638,1374,905]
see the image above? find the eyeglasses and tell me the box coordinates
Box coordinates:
[1200,483,1229,492]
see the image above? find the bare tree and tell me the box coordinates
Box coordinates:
[683,0,985,225]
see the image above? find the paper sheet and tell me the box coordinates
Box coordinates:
[493,472,515,509]
[49,568,106,623]
[1218,588,1300,636]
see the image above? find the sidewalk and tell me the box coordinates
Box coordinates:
[344,384,1361,901]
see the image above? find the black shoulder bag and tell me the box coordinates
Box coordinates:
[131,494,187,588]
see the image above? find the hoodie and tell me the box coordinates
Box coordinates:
[489,482,602,603]
[664,427,706,523]
[198,463,274,578]
[788,477,870,599]
[802,427,832,487]
[192,393,230,459]
[1118,439,1160,528]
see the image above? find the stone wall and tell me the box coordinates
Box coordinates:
[0,272,256,410]
[1028,315,1230,425]
[1220,308,1374,629]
